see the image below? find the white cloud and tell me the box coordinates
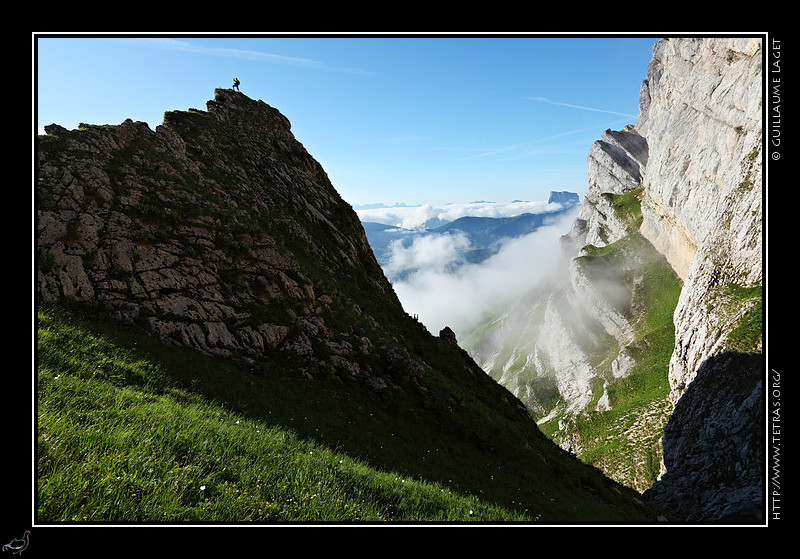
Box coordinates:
[383,232,471,278]
[357,204,438,230]
[388,208,578,337]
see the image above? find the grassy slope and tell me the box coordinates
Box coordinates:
[36,305,665,523]
[36,306,528,523]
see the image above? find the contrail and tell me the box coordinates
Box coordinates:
[527,96,636,118]
[455,121,629,163]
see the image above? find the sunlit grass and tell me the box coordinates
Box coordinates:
[36,306,532,523]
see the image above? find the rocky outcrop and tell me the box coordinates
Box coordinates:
[565,126,648,252]
[547,191,581,206]
[37,88,409,388]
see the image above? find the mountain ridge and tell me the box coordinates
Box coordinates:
[363,192,579,275]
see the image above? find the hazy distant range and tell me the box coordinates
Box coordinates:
[356,191,580,280]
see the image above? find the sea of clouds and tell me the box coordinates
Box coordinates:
[354,200,566,230]
[359,201,580,338]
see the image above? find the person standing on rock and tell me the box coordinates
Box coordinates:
[232,78,240,91]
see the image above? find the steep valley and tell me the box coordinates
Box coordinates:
[464,189,683,493]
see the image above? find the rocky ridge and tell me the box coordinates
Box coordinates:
[37,90,404,388]
[566,125,649,251]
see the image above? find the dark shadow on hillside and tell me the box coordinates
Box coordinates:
[643,351,764,523]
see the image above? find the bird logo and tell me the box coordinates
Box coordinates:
[2,531,29,556]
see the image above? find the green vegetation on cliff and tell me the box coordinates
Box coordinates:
[539,187,683,491]
[719,283,763,354]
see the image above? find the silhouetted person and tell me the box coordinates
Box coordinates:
[232,78,240,91]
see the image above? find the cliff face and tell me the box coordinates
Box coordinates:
[568,125,649,250]
[465,131,682,493]
[464,37,764,522]
[636,38,763,401]
[635,37,764,523]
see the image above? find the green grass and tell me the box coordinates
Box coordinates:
[580,239,679,487]
[604,187,644,230]
[36,306,531,523]
[722,283,763,354]
[36,304,667,523]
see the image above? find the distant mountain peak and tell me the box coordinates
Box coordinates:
[547,191,580,206]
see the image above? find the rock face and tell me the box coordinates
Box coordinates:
[636,37,763,400]
[567,125,649,251]
[465,118,672,419]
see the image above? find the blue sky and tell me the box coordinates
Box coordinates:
[35,34,658,207]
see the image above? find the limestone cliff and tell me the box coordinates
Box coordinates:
[636,38,763,401]
[567,125,649,251]
[465,133,681,493]
[464,37,764,522]
[635,37,763,523]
